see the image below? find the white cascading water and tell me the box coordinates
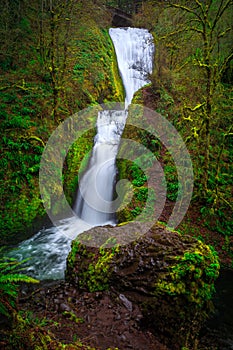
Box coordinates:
[73,110,127,225]
[7,28,154,280]
[109,27,154,108]
[73,28,154,225]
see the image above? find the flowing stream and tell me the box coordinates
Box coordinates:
[8,27,154,280]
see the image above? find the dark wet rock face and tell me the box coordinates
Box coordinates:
[66,222,220,349]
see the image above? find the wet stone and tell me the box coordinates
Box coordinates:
[59,303,72,312]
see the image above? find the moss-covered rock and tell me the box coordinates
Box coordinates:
[66,240,119,292]
[72,20,124,108]
[66,222,220,349]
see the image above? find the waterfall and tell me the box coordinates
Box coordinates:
[72,110,127,225]
[8,27,154,280]
[109,27,154,108]
[73,27,154,226]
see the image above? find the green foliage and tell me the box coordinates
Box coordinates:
[0,85,49,243]
[134,187,148,201]
[131,164,147,187]
[7,311,98,350]
[0,4,124,244]
[0,251,39,318]
[163,164,178,201]
[201,205,233,238]
[63,311,84,324]
[63,131,95,206]
[67,241,119,293]
[116,148,159,222]
[133,0,233,245]
[131,206,141,217]
[156,243,220,306]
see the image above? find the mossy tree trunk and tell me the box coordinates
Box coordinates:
[36,0,75,120]
[169,0,233,198]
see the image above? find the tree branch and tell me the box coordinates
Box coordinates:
[212,0,232,32]
[219,51,233,76]
[184,102,206,112]
[169,3,202,21]
[217,27,232,39]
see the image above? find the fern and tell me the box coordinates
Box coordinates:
[0,249,39,318]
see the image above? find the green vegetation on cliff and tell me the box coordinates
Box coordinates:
[132,0,233,242]
[0,2,124,244]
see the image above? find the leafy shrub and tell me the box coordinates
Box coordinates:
[131,164,147,187]
[0,251,39,318]
[163,164,179,201]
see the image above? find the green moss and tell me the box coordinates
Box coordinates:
[131,86,144,104]
[86,248,115,292]
[7,312,98,349]
[66,240,119,292]
[72,22,124,107]
[0,180,45,244]
[108,31,125,103]
[63,131,95,206]
[155,242,220,306]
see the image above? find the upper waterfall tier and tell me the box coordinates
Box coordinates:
[109,27,154,107]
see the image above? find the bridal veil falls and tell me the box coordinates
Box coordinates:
[9,27,154,280]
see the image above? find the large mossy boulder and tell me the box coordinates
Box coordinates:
[66,222,219,349]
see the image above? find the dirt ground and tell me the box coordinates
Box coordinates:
[18,281,170,350]
[13,270,233,350]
